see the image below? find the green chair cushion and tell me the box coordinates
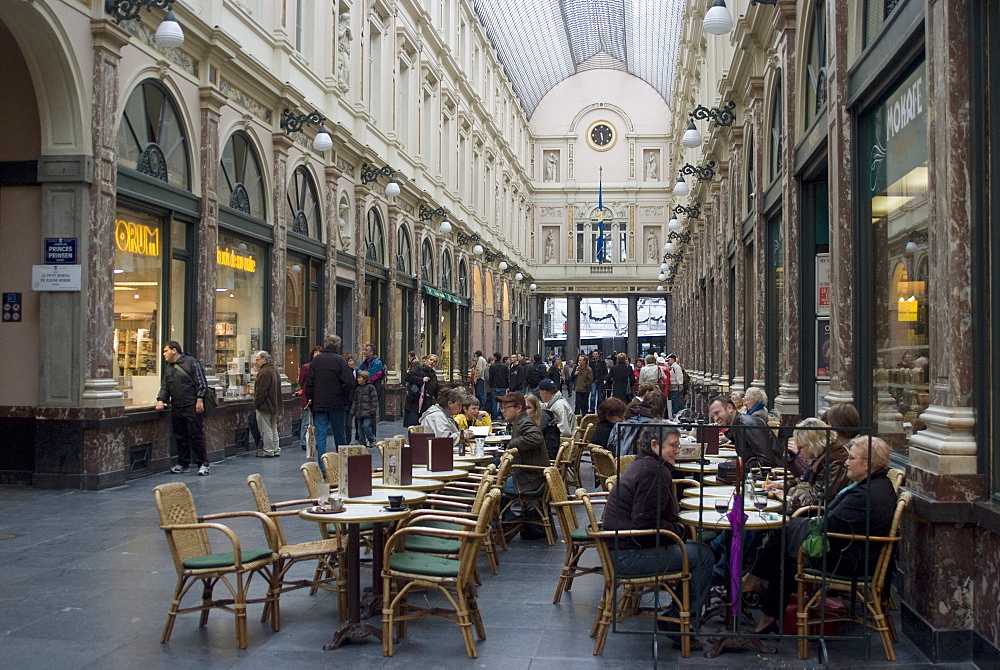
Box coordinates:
[389,552,460,578]
[571,528,591,543]
[404,534,462,554]
[327,522,374,534]
[419,519,462,531]
[183,548,273,570]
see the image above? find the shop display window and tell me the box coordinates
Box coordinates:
[216,232,266,399]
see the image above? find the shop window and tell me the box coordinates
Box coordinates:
[287,166,321,239]
[769,77,783,182]
[863,0,903,49]
[859,58,928,456]
[366,207,386,264]
[113,208,167,406]
[220,132,266,218]
[804,0,828,128]
[575,214,627,264]
[421,238,435,285]
[117,80,190,190]
[397,224,413,275]
[216,232,267,398]
[745,131,755,215]
[458,259,468,297]
[441,252,453,292]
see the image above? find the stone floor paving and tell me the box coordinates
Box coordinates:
[0,419,978,669]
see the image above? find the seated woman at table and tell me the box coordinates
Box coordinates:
[454,394,492,431]
[768,417,851,512]
[744,436,897,634]
[591,397,628,448]
[602,423,715,641]
[420,387,471,445]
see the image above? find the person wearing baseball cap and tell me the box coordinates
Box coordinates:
[497,392,548,495]
[537,377,577,438]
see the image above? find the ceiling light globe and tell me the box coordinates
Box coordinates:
[155,10,185,48]
[703,0,734,35]
[682,121,702,148]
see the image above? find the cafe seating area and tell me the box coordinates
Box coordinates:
[0,417,965,668]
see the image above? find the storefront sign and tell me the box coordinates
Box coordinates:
[816,317,831,379]
[815,253,831,316]
[423,285,470,307]
[898,296,918,321]
[44,238,77,264]
[217,248,257,273]
[31,264,82,291]
[3,293,22,322]
[115,219,160,257]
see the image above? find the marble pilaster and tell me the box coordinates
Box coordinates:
[566,293,581,359]
[627,293,639,360]
[83,20,130,407]
[384,202,401,385]
[270,134,293,368]
[353,183,372,358]
[323,163,344,338]
[197,87,225,371]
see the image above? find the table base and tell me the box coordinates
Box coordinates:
[704,633,777,658]
[324,622,382,649]
[360,591,381,620]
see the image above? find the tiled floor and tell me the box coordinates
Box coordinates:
[0,419,976,669]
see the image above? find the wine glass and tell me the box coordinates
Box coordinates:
[753,491,769,518]
[714,496,730,517]
[316,481,331,509]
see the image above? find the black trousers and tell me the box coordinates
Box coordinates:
[172,404,207,467]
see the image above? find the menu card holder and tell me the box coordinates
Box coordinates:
[338,445,370,497]
[698,426,720,455]
[409,432,431,466]
[429,437,454,472]
[398,446,413,486]
[346,453,372,498]
[382,438,403,486]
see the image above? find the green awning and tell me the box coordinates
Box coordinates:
[423,285,470,306]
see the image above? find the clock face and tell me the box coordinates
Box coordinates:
[587,121,616,151]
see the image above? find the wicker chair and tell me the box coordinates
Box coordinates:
[498,447,556,546]
[576,488,695,657]
[618,454,636,472]
[300,460,373,553]
[420,474,501,575]
[564,423,596,488]
[590,446,617,490]
[153,482,281,649]
[795,491,912,661]
[382,488,502,658]
[579,413,599,436]
[546,466,601,604]
[246,474,346,623]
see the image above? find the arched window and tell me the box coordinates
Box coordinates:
[804,0,828,127]
[117,80,190,189]
[745,131,755,215]
[287,166,321,238]
[396,224,413,274]
[458,259,468,297]
[769,78,783,182]
[441,252,453,292]
[219,131,266,218]
[421,238,435,285]
[365,208,386,264]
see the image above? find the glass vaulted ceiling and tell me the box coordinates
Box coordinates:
[474,0,687,119]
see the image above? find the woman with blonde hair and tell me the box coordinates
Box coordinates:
[769,416,851,511]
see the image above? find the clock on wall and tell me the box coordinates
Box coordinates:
[586,120,617,151]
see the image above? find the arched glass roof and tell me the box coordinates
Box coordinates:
[474,0,686,118]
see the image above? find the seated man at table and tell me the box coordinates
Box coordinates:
[498,392,548,495]
[420,387,471,445]
[601,423,715,645]
[744,436,897,634]
[708,395,784,467]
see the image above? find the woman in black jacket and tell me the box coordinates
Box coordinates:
[404,354,439,426]
[607,352,635,401]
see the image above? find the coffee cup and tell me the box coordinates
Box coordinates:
[388,495,405,510]
[329,495,344,511]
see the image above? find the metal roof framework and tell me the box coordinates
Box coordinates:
[474,0,686,118]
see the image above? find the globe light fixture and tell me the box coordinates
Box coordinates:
[660,262,668,271]
[658,272,666,281]
[439,218,453,234]
[529,283,537,291]
[665,241,676,253]
[514,272,524,281]
[385,177,401,197]
[311,127,333,152]
[682,121,702,148]
[657,284,665,292]
[703,0,734,35]
[473,243,484,256]
[499,261,508,271]
[668,217,681,231]
[154,9,185,48]
[673,176,690,197]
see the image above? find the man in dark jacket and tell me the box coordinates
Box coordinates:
[488,352,509,419]
[525,353,546,391]
[708,395,784,467]
[156,341,211,476]
[253,350,282,457]
[509,354,527,395]
[589,350,608,413]
[305,335,357,467]
[601,423,714,642]
[498,392,548,493]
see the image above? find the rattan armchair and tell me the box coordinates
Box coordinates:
[590,446,617,490]
[564,423,596,488]
[246,474,346,623]
[382,489,502,658]
[498,448,556,545]
[546,466,601,604]
[795,491,912,661]
[576,488,695,657]
[153,482,281,649]
[420,474,500,574]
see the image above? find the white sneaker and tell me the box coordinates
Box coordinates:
[197,464,210,476]
[170,465,189,474]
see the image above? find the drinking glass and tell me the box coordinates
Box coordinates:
[474,437,486,457]
[317,482,331,508]
[754,492,769,518]
[714,496,729,516]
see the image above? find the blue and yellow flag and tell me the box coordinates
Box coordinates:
[596,167,605,263]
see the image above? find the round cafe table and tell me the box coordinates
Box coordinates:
[411,468,470,482]
[682,485,767,498]
[343,488,427,506]
[454,454,494,465]
[673,456,729,475]
[678,508,785,531]
[299,504,411,649]
[485,435,512,445]
[373,477,444,492]
[679,496,782,513]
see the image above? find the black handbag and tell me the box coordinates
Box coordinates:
[717,460,739,484]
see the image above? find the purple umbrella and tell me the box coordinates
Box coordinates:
[418,383,426,413]
[726,497,748,618]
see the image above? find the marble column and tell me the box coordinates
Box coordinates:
[197,88,225,376]
[527,293,541,356]
[730,123,746,396]
[773,0,800,421]
[82,20,130,407]
[566,293,581,359]
[627,293,639,360]
[353,184,372,358]
[269,135,293,372]
[384,202,401,386]
[323,163,344,338]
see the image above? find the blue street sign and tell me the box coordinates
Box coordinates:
[44,238,77,265]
